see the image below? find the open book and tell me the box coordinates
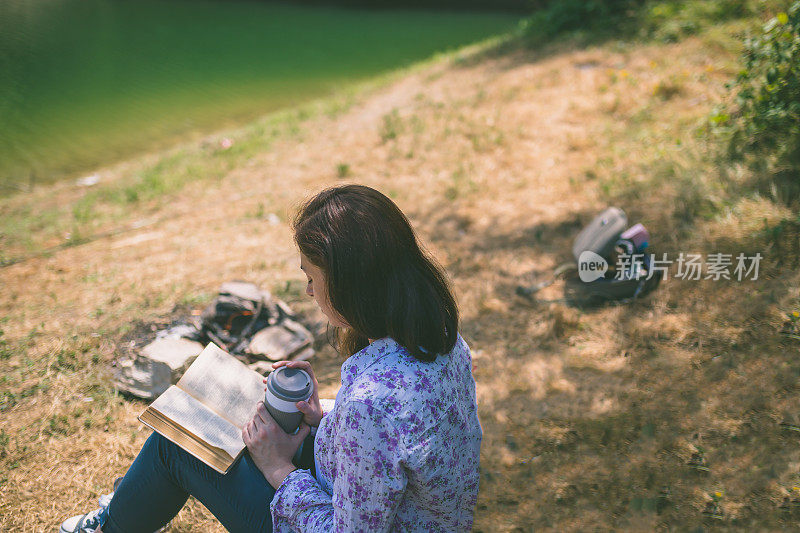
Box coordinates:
[138,342,264,474]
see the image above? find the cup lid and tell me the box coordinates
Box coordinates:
[268,367,312,401]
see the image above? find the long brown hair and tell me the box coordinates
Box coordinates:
[292,185,458,361]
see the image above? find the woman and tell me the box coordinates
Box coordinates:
[60,184,483,532]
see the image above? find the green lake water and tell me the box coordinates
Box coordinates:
[0,0,518,189]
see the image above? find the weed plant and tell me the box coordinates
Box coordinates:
[716,2,800,203]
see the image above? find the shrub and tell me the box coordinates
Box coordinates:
[520,0,642,44]
[722,2,800,187]
[518,1,762,46]
[643,0,754,42]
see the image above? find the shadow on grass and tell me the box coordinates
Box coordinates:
[413,192,799,530]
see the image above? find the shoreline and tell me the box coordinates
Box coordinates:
[0,35,512,268]
[0,0,520,193]
[1,34,512,199]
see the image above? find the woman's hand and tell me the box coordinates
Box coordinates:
[266,360,323,427]
[242,402,310,489]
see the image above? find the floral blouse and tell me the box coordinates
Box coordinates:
[270,335,482,532]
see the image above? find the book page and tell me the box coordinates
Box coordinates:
[177,343,265,429]
[150,385,245,459]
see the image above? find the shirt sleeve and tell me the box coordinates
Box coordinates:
[270,399,407,532]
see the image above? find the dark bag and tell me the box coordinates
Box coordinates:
[564,251,662,307]
[517,207,662,306]
[571,207,628,262]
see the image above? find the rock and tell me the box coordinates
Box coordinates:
[246,319,313,362]
[141,336,205,371]
[219,281,264,303]
[155,323,199,340]
[114,337,204,399]
[290,345,315,362]
[274,298,296,319]
[76,174,100,187]
[113,282,318,397]
[248,360,274,376]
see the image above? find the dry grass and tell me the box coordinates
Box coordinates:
[2,23,799,532]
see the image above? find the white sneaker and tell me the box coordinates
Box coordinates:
[59,477,120,533]
[58,506,107,533]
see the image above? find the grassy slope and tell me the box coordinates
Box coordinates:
[1,15,799,532]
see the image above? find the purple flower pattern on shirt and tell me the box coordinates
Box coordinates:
[270,335,482,532]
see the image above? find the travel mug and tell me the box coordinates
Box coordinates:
[264,367,312,434]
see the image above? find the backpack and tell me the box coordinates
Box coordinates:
[517,207,662,306]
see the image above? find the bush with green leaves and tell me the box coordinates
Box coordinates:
[519,0,642,44]
[517,0,761,46]
[722,2,800,184]
[643,0,755,42]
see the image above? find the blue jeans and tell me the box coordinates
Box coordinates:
[102,432,315,533]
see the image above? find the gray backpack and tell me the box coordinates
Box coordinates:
[517,207,662,306]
